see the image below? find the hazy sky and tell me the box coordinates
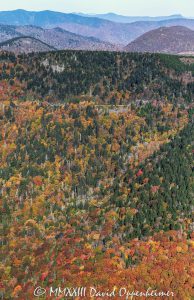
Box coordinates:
[0,0,193,17]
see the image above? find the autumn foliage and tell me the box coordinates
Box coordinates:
[0,51,194,299]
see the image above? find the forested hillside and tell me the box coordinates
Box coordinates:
[1,50,194,103]
[0,51,194,299]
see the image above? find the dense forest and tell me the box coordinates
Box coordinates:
[0,50,194,299]
[0,50,194,103]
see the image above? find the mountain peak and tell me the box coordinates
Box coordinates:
[125,25,194,54]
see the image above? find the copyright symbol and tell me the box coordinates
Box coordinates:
[34,286,46,297]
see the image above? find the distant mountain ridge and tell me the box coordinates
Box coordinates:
[0,24,118,53]
[0,10,194,45]
[125,26,194,54]
[77,13,185,23]
[0,36,56,53]
[0,9,110,27]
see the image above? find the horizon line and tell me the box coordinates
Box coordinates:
[0,8,189,18]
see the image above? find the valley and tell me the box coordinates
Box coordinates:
[0,49,194,299]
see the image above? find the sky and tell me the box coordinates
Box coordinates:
[0,0,193,17]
